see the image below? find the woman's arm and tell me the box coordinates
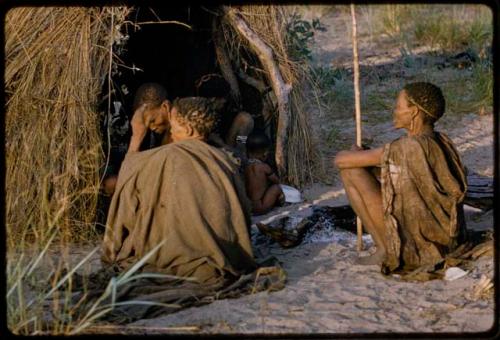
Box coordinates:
[333,146,384,169]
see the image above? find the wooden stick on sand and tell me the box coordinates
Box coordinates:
[350,4,364,252]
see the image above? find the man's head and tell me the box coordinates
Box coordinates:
[133,83,171,134]
[169,97,222,142]
[402,82,445,124]
[246,131,271,160]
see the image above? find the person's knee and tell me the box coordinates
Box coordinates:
[102,175,118,196]
[233,111,254,132]
[340,167,366,181]
[271,184,283,195]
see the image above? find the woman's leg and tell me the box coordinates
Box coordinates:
[339,167,386,265]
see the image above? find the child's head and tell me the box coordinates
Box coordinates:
[246,131,271,160]
[133,83,171,134]
[169,97,222,142]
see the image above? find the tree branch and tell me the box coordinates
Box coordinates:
[223,6,291,178]
[212,17,241,106]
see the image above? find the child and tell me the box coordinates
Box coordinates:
[244,132,285,215]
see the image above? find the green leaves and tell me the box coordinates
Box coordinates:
[286,12,326,62]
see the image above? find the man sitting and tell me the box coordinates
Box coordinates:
[102,97,256,284]
[101,82,172,197]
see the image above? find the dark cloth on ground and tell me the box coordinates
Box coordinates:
[396,229,493,282]
[102,139,256,284]
[69,263,286,325]
[380,131,468,274]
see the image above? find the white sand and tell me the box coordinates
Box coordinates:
[127,200,494,334]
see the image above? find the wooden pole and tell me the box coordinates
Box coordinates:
[350,4,364,252]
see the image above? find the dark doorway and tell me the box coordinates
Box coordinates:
[114,6,218,111]
[98,5,269,169]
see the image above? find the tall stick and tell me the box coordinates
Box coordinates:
[350,4,364,252]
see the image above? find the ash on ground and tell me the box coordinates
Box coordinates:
[251,205,373,249]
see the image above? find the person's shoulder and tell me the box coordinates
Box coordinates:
[395,134,428,148]
[384,135,424,160]
[256,162,273,173]
[386,135,406,151]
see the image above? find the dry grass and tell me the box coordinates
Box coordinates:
[222,5,321,186]
[5,6,130,334]
[5,7,130,245]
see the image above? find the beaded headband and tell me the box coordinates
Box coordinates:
[405,94,437,119]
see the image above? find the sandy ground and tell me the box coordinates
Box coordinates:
[125,205,493,334]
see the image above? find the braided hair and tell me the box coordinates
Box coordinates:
[172,97,224,137]
[403,82,445,124]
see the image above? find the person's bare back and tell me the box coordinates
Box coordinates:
[245,160,272,200]
[244,133,284,215]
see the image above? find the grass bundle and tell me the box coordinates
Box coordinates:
[5,7,130,245]
[221,5,320,186]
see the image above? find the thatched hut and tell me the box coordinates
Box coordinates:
[5,5,319,242]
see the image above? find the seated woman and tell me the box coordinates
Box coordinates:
[334,82,467,274]
[102,97,256,284]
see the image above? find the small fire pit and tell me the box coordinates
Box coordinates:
[254,205,367,248]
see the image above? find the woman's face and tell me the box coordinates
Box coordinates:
[392,90,416,129]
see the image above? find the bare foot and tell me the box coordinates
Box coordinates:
[356,249,386,266]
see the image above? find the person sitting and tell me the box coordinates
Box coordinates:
[102,97,256,284]
[334,82,467,274]
[128,82,173,152]
[244,131,285,215]
[100,82,172,197]
[195,74,254,162]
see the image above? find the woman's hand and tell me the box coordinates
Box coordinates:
[350,143,371,151]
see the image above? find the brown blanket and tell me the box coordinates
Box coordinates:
[102,139,257,284]
[380,131,467,273]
